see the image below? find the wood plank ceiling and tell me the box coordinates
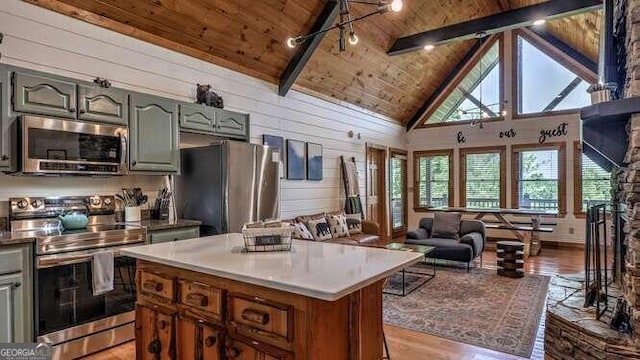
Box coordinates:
[24,0,601,125]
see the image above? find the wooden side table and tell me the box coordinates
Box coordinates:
[496,241,524,278]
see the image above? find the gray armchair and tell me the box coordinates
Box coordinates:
[406,217,486,272]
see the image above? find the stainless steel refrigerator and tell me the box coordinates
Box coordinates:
[176,141,280,235]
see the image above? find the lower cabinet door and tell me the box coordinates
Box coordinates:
[176,316,222,360]
[0,272,23,343]
[224,337,292,360]
[135,304,175,360]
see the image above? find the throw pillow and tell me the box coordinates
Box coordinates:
[327,213,350,238]
[307,218,333,241]
[292,221,314,240]
[345,213,363,234]
[431,212,462,240]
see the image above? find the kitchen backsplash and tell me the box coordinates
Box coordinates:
[0,173,164,216]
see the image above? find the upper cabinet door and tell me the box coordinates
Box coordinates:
[214,109,249,140]
[0,65,10,169]
[78,83,128,125]
[179,103,216,134]
[13,70,77,119]
[129,93,179,173]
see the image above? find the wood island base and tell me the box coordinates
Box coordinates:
[134,260,384,360]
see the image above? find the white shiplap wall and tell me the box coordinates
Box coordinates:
[0,0,405,219]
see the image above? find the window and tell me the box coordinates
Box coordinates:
[390,150,408,233]
[512,144,566,214]
[574,142,611,213]
[516,34,592,115]
[460,147,506,208]
[423,37,502,125]
[414,150,453,210]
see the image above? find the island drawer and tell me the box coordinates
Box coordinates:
[225,336,293,360]
[140,271,176,302]
[179,279,224,319]
[227,294,293,346]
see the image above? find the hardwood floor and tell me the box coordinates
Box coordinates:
[84,246,584,360]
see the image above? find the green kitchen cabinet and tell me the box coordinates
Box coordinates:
[0,65,11,169]
[0,244,33,343]
[149,227,200,244]
[179,102,216,134]
[78,82,128,125]
[129,93,180,173]
[12,68,77,119]
[214,109,249,140]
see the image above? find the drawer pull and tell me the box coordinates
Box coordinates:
[186,292,209,307]
[204,336,216,348]
[143,280,164,292]
[241,308,270,325]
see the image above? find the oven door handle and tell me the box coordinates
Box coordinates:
[37,250,123,268]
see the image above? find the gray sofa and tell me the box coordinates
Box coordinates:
[406,217,486,271]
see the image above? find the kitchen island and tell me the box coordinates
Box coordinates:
[121,233,422,360]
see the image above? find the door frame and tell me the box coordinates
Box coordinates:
[365,143,389,240]
[389,148,408,237]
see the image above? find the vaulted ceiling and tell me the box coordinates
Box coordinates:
[25,0,601,124]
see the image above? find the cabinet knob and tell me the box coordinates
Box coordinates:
[158,319,167,330]
[79,109,86,114]
[132,161,137,166]
[1,155,9,161]
[147,339,161,354]
[227,347,241,358]
[204,336,216,348]
[69,108,76,113]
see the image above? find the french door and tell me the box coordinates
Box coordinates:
[366,145,388,239]
[390,149,408,236]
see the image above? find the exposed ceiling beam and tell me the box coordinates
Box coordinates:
[388,0,602,56]
[406,40,486,131]
[278,1,339,97]
[526,26,598,75]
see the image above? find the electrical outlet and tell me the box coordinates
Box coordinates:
[568,227,574,234]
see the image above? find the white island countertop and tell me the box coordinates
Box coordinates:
[121,233,424,301]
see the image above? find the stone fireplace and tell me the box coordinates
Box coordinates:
[621,0,640,340]
[545,1,640,358]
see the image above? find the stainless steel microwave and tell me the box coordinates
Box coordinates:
[18,116,128,175]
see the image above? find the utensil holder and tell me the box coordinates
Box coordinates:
[125,206,141,222]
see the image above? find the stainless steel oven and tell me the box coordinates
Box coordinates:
[35,245,140,359]
[18,116,128,175]
[10,195,145,359]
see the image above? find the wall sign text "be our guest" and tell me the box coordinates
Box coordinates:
[539,123,568,144]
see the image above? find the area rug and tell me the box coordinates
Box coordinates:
[383,267,550,358]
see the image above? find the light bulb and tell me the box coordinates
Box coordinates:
[286,37,297,48]
[532,19,546,26]
[349,33,359,45]
[390,0,403,12]
[423,44,435,51]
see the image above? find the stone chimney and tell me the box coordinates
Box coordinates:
[624,0,640,340]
